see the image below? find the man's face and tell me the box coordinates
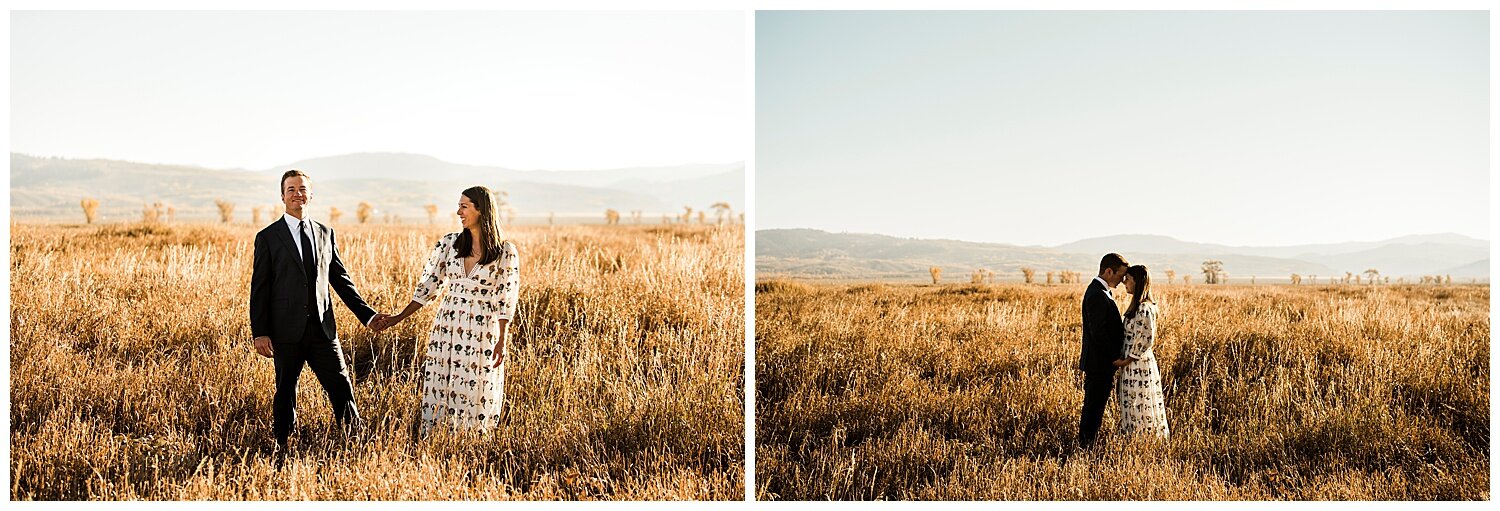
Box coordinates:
[1104,266,1126,288]
[282,176,311,212]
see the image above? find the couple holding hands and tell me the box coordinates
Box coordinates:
[248,170,519,450]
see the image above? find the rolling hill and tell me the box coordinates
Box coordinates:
[10,153,744,224]
[757,229,1489,282]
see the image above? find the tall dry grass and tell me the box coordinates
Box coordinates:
[11,222,744,500]
[755,281,1488,500]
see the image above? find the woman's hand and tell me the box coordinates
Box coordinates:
[1112,358,1131,367]
[492,325,509,368]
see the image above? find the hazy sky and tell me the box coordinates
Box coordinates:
[757,11,1488,247]
[12,11,744,170]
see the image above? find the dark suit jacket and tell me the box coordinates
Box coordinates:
[249,218,377,344]
[1078,278,1125,373]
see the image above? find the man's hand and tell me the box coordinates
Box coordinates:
[1112,358,1131,368]
[254,336,275,358]
[369,313,394,332]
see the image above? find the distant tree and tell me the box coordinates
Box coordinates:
[696,211,707,224]
[929,266,942,285]
[424,204,439,225]
[1309,274,1317,285]
[1201,260,1225,285]
[971,269,985,284]
[1445,274,1452,285]
[1384,276,1390,285]
[165,204,176,223]
[1164,269,1176,285]
[1046,271,1055,285]
[80,198,100,224]
[329,206,343,224]
[1343,272,1353,285]
[495,190,512,223]
[1354,275,1362,285]
[214,199,235,224]
[548,212,556,226]
[1363,269,1380,285]
[605,209,621,225]
[1250,276,1256,285]
[1059,270,1082,284]
[681,206,693,224]
[710,202,732,225]
[1021,267,1036,284]
[356,202,374,224]
[1290,273,1301,285]
[1183,275,1192,285]
[142,202,163,223]
[631,210,643,224]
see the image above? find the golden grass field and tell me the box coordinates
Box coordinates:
[10,221,744,500]
[755,280,1489,500]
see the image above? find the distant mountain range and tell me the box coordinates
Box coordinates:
[757,229,1490,281]
[9,153,743,224]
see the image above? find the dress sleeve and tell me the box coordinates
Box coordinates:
[495,240,520,321]
[1128,305,1157,358]
[412,234,453,305]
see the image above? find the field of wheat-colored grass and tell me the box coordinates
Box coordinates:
[10,222,744,500]
[755,280,1488,500]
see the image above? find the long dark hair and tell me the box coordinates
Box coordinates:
[1124,264,1152,319]
[453,186,505,265]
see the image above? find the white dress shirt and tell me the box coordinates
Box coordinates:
[1093,276,1113,299]
[282,213,313,261]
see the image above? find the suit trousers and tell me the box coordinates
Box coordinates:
[272,316,360,446]
[1078,368,1117,448]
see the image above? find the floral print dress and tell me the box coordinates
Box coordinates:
[1116,301,1169,438]
[412,233,519,432]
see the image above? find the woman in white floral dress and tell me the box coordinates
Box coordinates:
[377,186,519,433]
[1112,264,1169,438]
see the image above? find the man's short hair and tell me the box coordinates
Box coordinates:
[1099,253,1129,274]
[280,169,310,192]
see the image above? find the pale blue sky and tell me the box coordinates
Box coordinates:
[757,11,1488,247]
[12,11,744,170]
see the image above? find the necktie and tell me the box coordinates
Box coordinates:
[300,220,318,317]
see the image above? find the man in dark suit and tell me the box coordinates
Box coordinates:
[1077,252,1130,449]
[249,169,388,450]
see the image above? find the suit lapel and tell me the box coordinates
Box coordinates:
[308,220,326,279]
[271,220,304,275]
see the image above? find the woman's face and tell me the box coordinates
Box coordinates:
[1123,274,1137,295]
[457,195,478,229]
